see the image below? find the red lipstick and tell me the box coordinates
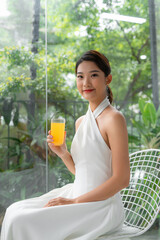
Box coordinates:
[83,89,94,93]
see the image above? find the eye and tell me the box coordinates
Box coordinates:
[77,75,83,79]
[91,73,98,78]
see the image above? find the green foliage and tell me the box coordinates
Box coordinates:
[139,98,157,128]
[2,98,13,125]
[3,46,34,68]
[129,97,160,149]
[0,164,47,208]
[0,0,152,107]
[13,105,19,127]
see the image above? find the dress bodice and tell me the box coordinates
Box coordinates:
[71,97,112,198]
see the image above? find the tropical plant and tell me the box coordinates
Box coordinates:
[129,98,160,149]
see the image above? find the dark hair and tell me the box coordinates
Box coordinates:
[75,50,113,104]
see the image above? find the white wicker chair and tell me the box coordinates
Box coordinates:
[120,149,160,238]
[99,149,160,240]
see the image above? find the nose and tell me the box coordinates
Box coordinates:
[83,75,91,87]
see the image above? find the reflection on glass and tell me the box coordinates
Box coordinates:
[0,0,48,229]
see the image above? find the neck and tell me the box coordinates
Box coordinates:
[89,95,107,112]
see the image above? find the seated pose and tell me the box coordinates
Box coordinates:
[1,50,130,240]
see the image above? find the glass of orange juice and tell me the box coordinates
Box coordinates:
[51,117,65,146]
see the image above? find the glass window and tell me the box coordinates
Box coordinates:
[0,0,47,226]
[0,0,159,232]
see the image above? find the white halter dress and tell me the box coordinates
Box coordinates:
[1,97,125,240]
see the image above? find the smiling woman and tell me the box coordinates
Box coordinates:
[75,50,113,105]
[1,50,130,240]
[76,62,108,102]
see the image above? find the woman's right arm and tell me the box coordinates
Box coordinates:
[47,116,84,175]
[47,131,75,175]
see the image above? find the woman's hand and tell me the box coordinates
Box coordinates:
[43,197,77,207]
[47,130,75,174]
[47,130,67,158]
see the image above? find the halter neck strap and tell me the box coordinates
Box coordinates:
[89,97,110,119]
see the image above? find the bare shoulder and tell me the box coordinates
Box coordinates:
[75,115,85,131]
[104,106,126,127]
[104,106,125,121]
[101,107,129,163]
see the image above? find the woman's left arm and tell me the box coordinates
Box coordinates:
[75,111,130,204]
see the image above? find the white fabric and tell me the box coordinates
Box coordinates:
[1,97,125,240]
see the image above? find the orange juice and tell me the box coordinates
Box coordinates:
[51,121,65,146]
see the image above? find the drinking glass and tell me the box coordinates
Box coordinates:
[51,117,65,146]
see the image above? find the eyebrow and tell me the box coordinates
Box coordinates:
[77,70,100,74]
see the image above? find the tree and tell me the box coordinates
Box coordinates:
[0,0,153,169]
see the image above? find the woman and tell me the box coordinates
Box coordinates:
[1,50,130,240]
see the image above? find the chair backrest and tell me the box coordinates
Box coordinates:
[121,149,160,235]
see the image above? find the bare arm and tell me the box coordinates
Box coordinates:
[47,131,75,175]
[47,116,84,175]
[60,150,75,175]
[75,112,130,203]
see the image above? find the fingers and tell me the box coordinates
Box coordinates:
[48,130,51,134]
[43,197,74,208]
[47,131,66,144]
[44,201,55,208]
[47,135,53,139]
[47,135,54,144]
[43,198,62,208]
[44,200,53,208]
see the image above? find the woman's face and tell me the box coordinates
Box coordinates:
[76,61,109,102]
